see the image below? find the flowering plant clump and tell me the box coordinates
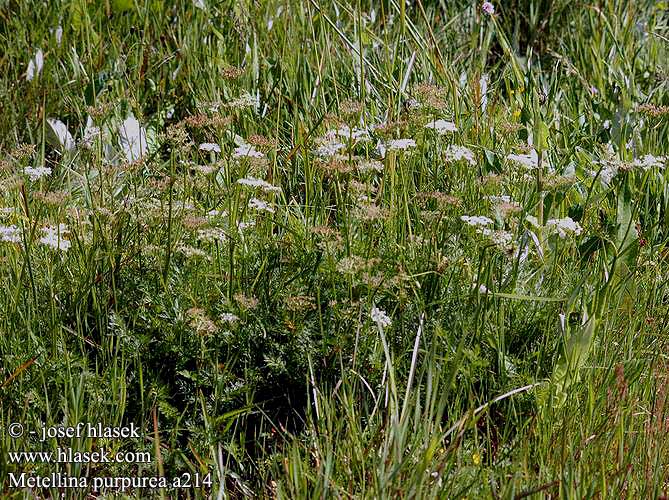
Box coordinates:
[446,145,476,165]
[371,306,392,328]
[236,176,282,193]
[461,215,494,227]
[546,217,583,238]
[24,166,52,181]
[424,119,457,134]
[233,143,264,159]
[39,224,71,252]
[386,138,417,150]
[199,142,221,153]
[507,150,538,169]
[0,224,21,243]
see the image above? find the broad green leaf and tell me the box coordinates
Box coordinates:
[614,174,639,268]
[112,0,134,12]
[550,315,597,406]
[534,120,549,152]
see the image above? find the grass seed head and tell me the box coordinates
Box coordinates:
[338,99,363,119]
[285,295,316,312]
[33,190,69,206]
[412,83,449,112]
[221,65,244,80]
[234,293,259,311]
[636,103,669,118]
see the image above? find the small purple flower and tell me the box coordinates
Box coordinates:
[482,2,495,14]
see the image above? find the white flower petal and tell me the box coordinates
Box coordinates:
[47,118,76,152]
[118,114,148,162]
[26,49,43,81]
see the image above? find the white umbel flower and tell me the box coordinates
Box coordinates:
[220,312,239,323]
[233,144,264,159]
[236,176,281,193]
[375,139,387,158]
[316,142,346,157]
[545,217,583,238]
[325,126,370,141]
[81,116,101,147]
[358,159,384,173]
[23,166,52,181]
[599,165,617,187]
[507,150,538,169]
[424,119,457,134]
[445,145,476,166]
[386,138,416,150]
[0,225,21,243]
[225,92,260,110]
[478,228,513,250]
[370,306,392,328]
[40,224,71,252]
[248,198,275,213]
[199,142,221,153]
[207,209,228,217]
[485,195,512,204]
[591,159,619,187]
[197,227,227,242]
[237,220,256,233]
[461,215,494,227]
[632,154,666,170]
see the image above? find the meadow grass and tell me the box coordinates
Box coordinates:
[1,0,668,498]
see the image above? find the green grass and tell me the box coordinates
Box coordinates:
[1,0,668,498]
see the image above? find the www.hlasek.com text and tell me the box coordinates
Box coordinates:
[8,447,151,464]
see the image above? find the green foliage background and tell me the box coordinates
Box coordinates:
[0,0,668,497]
